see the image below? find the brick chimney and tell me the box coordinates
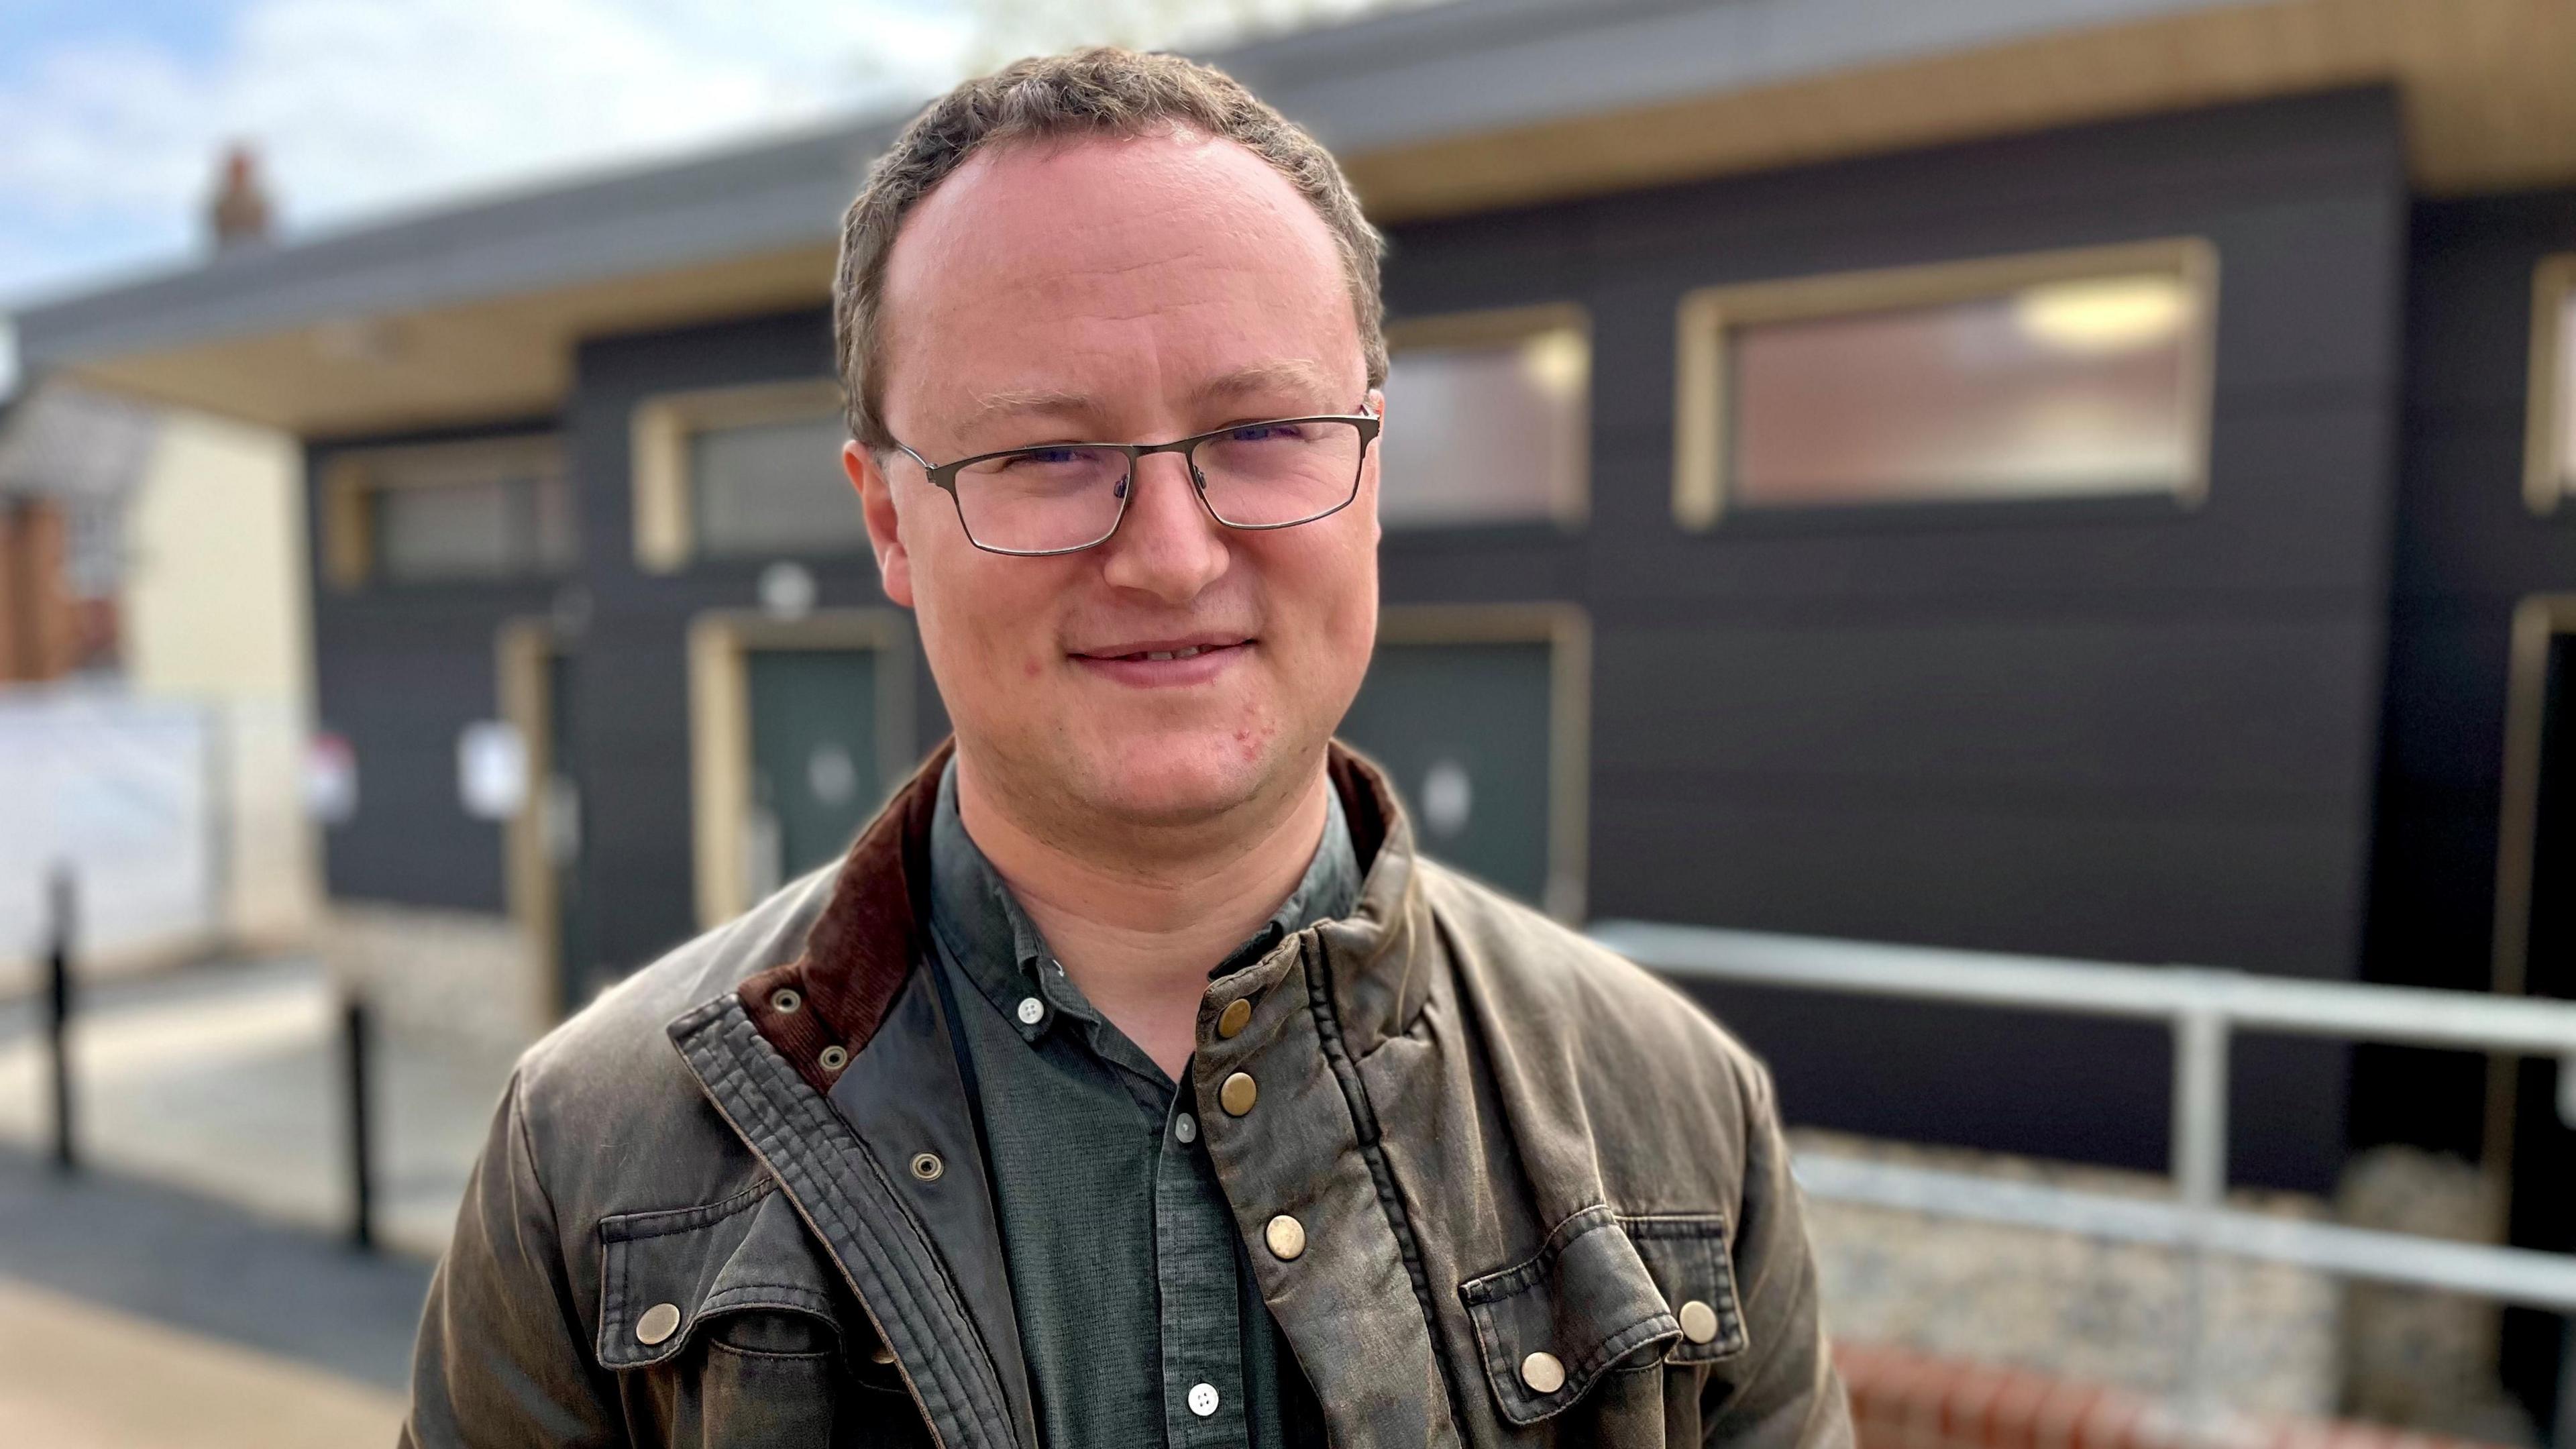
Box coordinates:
[209,144,272,251]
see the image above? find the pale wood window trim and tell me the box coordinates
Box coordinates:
[633,379,849,573]
[2524,254,2576,517]
[1370,602,1591,923]
[495,619,566,1022]
[319,434,566,590]
[1383,303,1591,531]
[688,608,915,929]
[1672,237,2220,529]
[2481,593,2576,1187]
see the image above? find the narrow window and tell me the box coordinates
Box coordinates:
[633,381,859,570]
[326,435,573,587]
[692,413,867,558]
[1675,240,2216,525]
[1379,305,1588,529]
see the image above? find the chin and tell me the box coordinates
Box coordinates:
[1070,724,1294,826]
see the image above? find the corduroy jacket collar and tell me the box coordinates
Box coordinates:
[736,738,1426,1097]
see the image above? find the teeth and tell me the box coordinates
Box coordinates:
[1137,646,1205,661]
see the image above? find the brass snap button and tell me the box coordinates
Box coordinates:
[910,1152,944,1182]
[818,1044,849,1072]
[1678,1299,1719,1344]
[1519,1350,1566,1395]
[635,1302,682,1346]
[769,987,802,1014]
[1216,998,1252,1038]
[870,1342,896,1365]
[1265,1214,1305,1261]
[1219,1071,1257,1116]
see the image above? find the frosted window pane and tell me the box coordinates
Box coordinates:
[375,453,574,582]
[694,415,867,557]
[1379,327,1585,527]
[1729,273,2198,507]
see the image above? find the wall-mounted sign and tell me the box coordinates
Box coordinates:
[304,731,358,824]
[759,561,817,621]
[458,720,529,821]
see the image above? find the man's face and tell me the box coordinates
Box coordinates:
[851,129,1380,831]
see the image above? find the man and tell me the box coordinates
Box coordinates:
[406,47,1848,1449]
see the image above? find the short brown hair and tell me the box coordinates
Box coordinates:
[832,47,1388,449]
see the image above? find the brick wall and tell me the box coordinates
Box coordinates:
[1840,1343,2516,1449]
[0,499,77,682]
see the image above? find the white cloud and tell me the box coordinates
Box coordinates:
[0,0,975,300]
[0,0,1430,306]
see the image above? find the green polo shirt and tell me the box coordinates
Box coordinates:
[925,759,1356,1448]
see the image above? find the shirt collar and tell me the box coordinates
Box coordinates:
[926,756,1361,1042]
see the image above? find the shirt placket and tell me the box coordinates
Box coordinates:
[1156,1091,1251,1447]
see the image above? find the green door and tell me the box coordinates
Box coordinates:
[1336,639,1556,908]
[746,649,883,895]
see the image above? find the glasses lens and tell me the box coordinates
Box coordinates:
[1194,420,1365,528]
[953,445,1129,552]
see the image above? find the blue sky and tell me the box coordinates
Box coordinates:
[0,0,987,311]
[0,0,1415,398]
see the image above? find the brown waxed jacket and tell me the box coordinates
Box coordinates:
[402,742,1852,1448]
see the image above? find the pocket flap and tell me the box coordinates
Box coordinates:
[1458,1205,1686,1425]
[1624,1214,1748,1365]
[596,1180,841,1370]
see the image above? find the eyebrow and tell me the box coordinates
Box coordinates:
[1189,359,1337,409]
[959,360,1342,431]
[963,387,1099,427]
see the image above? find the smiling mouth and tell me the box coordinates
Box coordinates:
[1076,638,1250,661]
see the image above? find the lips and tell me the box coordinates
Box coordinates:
[1067,635,1252,687]
[1073,636,1248,662]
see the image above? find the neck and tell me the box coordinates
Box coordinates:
[953,749,1334,1079]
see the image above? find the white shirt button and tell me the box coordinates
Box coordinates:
[1174,1113,1197,1144]
[1015,996,1044,1026]
[1187,1382,1220,1417]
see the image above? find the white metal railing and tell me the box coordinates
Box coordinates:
[1587,919,2576,1418]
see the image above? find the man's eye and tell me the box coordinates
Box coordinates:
[1224,423,1305,443]
[1008,447,1089,468]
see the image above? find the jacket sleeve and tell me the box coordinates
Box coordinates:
[402,1070,622,1448]
[1703,1055,1854,1448]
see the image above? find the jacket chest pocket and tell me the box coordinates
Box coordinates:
[1458,1205,1749,1433]
[598,1181,925,1448]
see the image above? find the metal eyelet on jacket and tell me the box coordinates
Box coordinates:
[910,1152,944,1182]
[770,987,802,1014]
[818,1044,849,1072]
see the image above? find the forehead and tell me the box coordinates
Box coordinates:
[876,129,1360,429]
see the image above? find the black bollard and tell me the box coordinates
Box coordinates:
[344,997,375,1252]
[44,865,74,1173]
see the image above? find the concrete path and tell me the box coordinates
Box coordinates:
[0,1146,427,1445]
[0,956,525,1445]
[0,955,522,1256]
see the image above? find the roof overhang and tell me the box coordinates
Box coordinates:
[15,0,2574,437]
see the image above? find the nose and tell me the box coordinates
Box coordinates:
[1097,451,1229,602]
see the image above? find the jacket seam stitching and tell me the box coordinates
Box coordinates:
[1299,933,1470,1442]
[1467,1299,1674,1425]
[672,998,1018,1449]
[598,1178,778,1242]
[1458,1203,1621,1305]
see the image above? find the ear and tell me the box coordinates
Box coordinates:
[847,439,916,608]
[1360,386,1387,541]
